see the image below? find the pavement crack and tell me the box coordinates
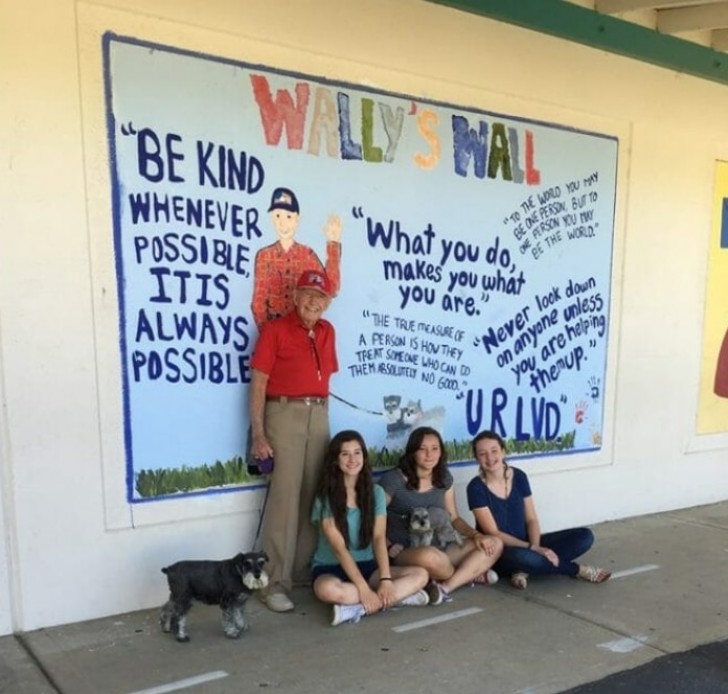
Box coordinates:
[15,632,63,694]
[663,515,728,532]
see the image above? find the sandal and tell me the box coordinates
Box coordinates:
[510,572,528,589]
[472,569,499,586]
[577,565,611,583]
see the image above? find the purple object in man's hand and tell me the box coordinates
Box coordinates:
[247,456,274,476]
[258,456,274,475]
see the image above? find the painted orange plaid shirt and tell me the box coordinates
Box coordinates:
[251,241,341,329]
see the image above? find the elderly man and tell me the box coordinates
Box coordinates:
[249,269,338,612]
[251,186,342,329]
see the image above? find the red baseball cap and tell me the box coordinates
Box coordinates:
[296,269,332,297]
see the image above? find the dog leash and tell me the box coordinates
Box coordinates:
[330,392,383,416]
[251,480,271,552]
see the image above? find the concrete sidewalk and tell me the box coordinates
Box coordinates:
[2,501,728,694]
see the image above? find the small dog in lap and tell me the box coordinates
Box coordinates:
[160,551,269,642]
[409,506,463,549]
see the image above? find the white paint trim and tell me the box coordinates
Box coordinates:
[610,564,660,579]
[127,670,228,694]
[392,607,483,633]
[597,635,648,653]
[684,431,728,453]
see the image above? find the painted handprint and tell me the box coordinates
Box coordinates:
[575,400,588,424]
[587,376,601,402]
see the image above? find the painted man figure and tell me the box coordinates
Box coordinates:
[249,269,338,612]
[251,186,342,329]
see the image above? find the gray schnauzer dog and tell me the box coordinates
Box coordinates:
[160,551,269,642]
[409,506,463,549]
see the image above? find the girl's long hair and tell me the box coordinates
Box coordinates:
[398,426,448,490]
[315,430,374,549]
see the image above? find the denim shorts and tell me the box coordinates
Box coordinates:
[311,559,378,582]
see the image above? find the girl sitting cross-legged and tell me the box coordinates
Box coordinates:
[311,430,431,626]
[381,426,503,605]
[466,430,611,590]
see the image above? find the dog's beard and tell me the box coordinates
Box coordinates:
[409,515,431,534]
[243,572,269,591]
[410,525,431,538]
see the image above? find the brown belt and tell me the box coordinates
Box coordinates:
[266,396,328,406]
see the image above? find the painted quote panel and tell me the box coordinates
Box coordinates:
[103,34,618,502]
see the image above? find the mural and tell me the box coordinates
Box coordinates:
[697,160,728,434]
[103,34,618,501]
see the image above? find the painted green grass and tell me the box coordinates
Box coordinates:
[134,456,256,498]
[135,431,577,498]
[369,430,576,468]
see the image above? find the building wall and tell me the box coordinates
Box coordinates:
[0,322,14,635]
[1,0,727,632]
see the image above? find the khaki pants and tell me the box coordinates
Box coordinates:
[260,399,330,593]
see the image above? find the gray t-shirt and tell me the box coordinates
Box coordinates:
[379,467,454,547]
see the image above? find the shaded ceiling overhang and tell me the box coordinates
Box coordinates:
[426,0,728,87]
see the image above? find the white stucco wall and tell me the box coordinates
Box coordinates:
[2,0,727,632]
[0,322,14,636]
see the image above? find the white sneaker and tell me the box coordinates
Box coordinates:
[397,589,430,607]
[263,592,295,613]
[331,603,366,626]
[472,569,499,587]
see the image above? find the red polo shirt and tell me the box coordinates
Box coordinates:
[251,310,338,397]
